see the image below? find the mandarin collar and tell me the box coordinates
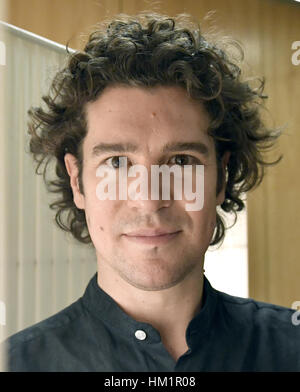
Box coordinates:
[81,273,218,348]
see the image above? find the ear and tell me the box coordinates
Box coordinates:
[64,153,85,210]
[216,151,231,206]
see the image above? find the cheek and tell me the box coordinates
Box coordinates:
[188,171,218,239]
[192,205,216,232]
[85,195,118,238]
[187,208,216,252]
[203,188,218,230]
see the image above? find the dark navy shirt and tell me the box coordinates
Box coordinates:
[1,273,300,371]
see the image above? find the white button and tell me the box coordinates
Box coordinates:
[135,330,147,340]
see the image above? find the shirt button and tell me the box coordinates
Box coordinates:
[135,329,147,341]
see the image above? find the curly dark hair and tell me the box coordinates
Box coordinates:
[28,11,281,246]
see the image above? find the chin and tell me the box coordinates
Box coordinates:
[121,260,196,292]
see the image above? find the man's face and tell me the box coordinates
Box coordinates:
[65,85,227,291]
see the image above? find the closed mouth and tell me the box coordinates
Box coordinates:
[123,230,182,245]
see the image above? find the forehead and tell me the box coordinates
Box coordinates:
[84,85,213,151]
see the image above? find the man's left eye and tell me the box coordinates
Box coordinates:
[169,155,195,166]
[105,156,127,169]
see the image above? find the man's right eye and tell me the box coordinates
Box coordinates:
[105,156,127,169]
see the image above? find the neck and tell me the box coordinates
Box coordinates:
[97,258,204,361]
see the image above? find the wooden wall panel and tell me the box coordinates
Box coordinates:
[5,0,121,49]
[252,0,300,306]
[4,0,300,307]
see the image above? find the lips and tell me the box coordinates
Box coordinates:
[125,228,181,237]
[122,228,182,245]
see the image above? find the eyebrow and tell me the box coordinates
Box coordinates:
[92,142,138,156]
[162,142,209,156]
[91,141,209,157]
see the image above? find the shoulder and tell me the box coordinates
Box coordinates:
[215,288,300,339]
[206,286,300,370]
[7,299,84,348]
[217,289,296,321]
[1,298,86,371]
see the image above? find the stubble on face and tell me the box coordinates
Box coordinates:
[96,224,204,292]
[81,85,219,292]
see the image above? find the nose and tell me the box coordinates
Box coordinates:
[127,194,173,213]
[125,163,175,212]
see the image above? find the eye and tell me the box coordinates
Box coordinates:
[105,156,127,169]
[169,155,197,166]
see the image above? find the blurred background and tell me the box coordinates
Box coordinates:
[0,0,300,342]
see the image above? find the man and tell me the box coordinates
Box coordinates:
[2,11,300,372]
